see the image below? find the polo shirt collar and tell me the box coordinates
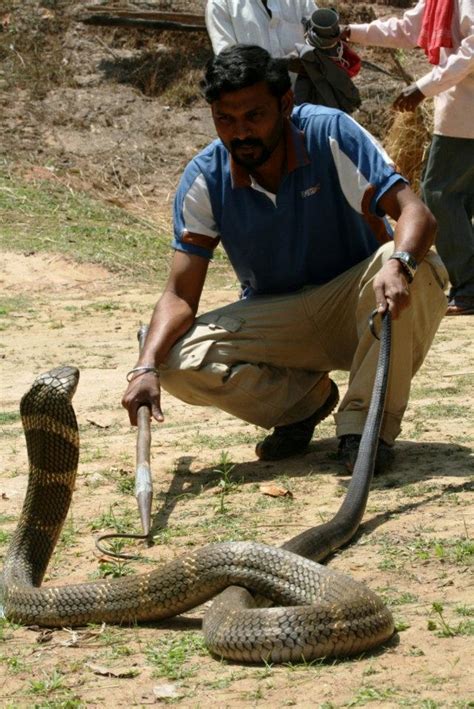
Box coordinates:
[230,118,310,189]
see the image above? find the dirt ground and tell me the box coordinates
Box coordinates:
[1,1,473,708]
[1,251,473,708]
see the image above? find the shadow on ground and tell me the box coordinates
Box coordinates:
[148,439,472,538]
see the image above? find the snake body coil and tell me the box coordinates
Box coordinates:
[1,318,394,663]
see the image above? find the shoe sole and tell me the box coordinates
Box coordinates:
[255,380,340,461]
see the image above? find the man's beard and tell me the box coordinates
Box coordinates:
[230,138,273,169]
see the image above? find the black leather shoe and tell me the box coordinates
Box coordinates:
[255,380,339,461]
[338,434,394,475]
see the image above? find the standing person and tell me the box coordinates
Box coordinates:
[343,0,474,315]
[122,45,448,474]
[205,0,317,57]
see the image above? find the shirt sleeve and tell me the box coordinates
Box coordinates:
[173,168,220,260]
[416,32,474,97]
[349,0,474,98]
[328,113,407,217]
[205,0,238,54]
[348,2,425,49]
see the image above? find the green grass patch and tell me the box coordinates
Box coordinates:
[0,167,232,287]
[0,530,11,545]
[0,411,21,425]
[428,602,474,637]
[0,295,34,318]
[423,402,472,419]
[146,632,208,680]
[0,168,172,280]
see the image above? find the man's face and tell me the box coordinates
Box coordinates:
[211,82,292,169]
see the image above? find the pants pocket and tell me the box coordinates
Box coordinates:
[163,312,244,372]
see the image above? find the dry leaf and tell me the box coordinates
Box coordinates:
[260,483,293,498]
[86,662,140,678]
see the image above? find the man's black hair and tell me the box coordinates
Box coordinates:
[201,44,291,103]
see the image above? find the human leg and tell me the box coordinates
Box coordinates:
[160,243,448,463]
[159,290,337,431]
[332,243,448,446]
[422,135,474,313]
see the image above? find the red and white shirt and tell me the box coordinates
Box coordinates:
[349,0,474,139]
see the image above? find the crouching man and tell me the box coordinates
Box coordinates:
[122,45,448,474]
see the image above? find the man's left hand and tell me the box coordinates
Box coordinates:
[393,84,425,112]
[373,260,412,319]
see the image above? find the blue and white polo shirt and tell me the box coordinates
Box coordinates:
[173,104,405,297]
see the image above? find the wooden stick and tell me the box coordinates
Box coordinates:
[135,324,153,538]
[80,8,207,32]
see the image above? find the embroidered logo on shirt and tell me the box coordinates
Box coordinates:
[301,183,321,199]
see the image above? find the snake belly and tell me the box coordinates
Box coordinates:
[0,365,394,663]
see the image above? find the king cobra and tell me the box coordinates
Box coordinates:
[0,314,394,663]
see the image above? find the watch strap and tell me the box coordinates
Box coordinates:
[389,251,417,282]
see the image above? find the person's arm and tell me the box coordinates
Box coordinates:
[414,32,474,96]
[345,1,425,50]
[373,182,437,318]
[394,26,474,110]
[122,251,209,425]
[205,0,239,54]
[346,1,474,111]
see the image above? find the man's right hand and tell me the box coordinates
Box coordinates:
[392,84,424,112]
[122,372,164,426]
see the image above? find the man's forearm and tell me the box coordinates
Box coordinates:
[137,291,196,369]
[379,183,437,263]
[392,200,437,263]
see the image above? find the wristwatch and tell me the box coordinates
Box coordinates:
[389,251,418,282]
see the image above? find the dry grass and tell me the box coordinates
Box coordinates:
[384,105,433,193]
[99,30,212,105]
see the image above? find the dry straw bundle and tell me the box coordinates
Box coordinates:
[384,103,433,193]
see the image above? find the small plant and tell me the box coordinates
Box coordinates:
[428,602,474,637]
[1,653,27,674]
[394,618,411,632]
[0,529,11,545]
[90,301,120,312]
[145,633,208,680]
[93,560,135,579]
[347,685,398,706]
[0,617,21,642]
[116,472,135,495]
[58,515,77,549]
[213,450,238,515]
[90,505,137,534]
[29,669,65,695]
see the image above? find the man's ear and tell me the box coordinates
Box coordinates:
[281,88,294,118]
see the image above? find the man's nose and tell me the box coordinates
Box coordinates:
[232,120,252,141]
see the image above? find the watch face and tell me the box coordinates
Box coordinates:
[394,252,416,269]
[390,253,416,281]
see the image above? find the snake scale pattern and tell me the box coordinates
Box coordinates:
[1,318,394,663]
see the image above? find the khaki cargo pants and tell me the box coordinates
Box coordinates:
[160,243,448,445]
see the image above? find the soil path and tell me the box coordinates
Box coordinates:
[1,250,472,708]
